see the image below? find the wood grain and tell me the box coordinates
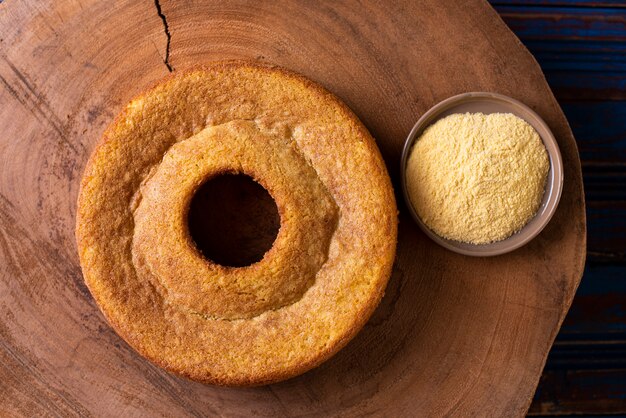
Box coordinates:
[0,0,586,416]
[497,4,626,100]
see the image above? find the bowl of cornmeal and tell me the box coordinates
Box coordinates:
[401,92,563,256]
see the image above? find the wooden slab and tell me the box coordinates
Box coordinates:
[0,0,586,416]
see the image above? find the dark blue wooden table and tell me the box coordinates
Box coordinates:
[491,0,626,415]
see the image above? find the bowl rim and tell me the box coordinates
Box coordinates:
[400,92,564,257]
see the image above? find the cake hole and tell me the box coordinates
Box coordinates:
[188,173,280,267]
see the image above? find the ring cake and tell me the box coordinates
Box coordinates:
[76,61,398,385]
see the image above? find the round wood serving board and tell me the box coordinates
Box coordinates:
[0,0,586,416]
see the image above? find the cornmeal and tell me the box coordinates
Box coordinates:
[406,112,549,244]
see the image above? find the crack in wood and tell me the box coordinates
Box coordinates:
[154,0,173,72]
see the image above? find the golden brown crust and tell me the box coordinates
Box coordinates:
[76,60,398,386]
[133,120,339,319]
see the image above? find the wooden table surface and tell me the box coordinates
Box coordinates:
[491,0,626,415]
[0,0,620,415]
